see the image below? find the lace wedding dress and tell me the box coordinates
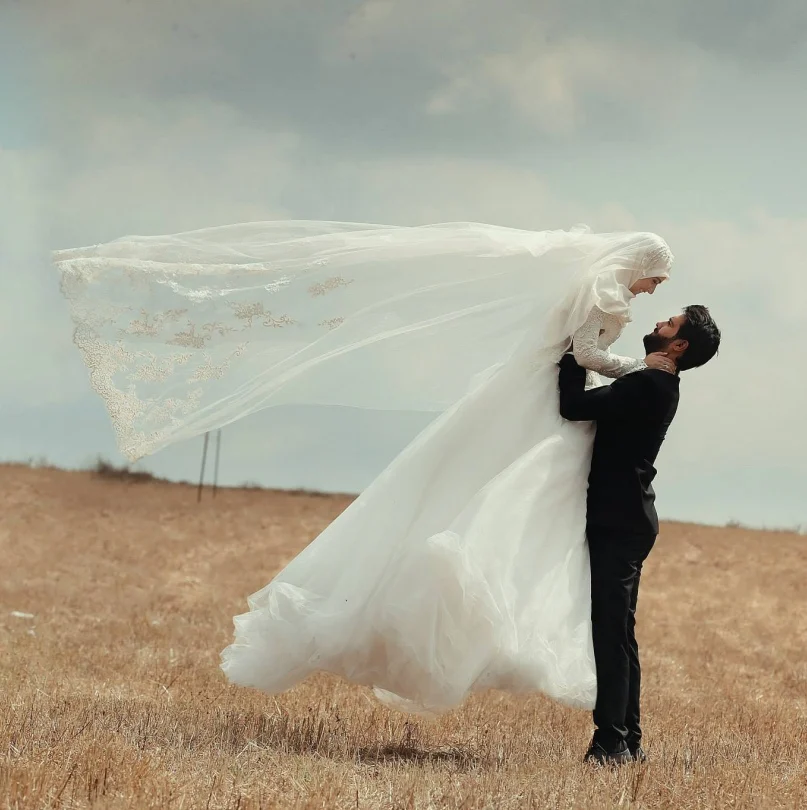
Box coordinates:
[53,221,672,714]
[220,305,648,713]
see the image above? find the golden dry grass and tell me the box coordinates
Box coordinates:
[1,463,805,809]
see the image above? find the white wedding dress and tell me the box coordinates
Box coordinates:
[53,221,672,715]
[220,306,646,713]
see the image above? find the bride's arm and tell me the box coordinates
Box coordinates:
[558,353,655,422]
[572,307,646,378]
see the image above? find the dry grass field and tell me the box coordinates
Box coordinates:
[1,463,805,809]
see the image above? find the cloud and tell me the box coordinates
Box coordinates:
[663,0,807,63]
[334,3,700,137]
[48,96,297,246]
[306,153,639,230]
[2,0,804,527]
[30,0,769,159]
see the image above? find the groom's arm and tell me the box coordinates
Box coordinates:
[558,353,654,422]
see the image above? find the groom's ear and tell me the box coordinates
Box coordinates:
[672,338,689,354]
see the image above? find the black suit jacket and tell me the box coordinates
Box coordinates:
[557,353,680,536]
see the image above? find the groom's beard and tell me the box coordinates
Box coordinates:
[643,331,673,355]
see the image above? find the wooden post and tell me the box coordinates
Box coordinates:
[213,429,222,499]
[197,432,210,503]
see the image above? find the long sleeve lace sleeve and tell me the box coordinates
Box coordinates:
[572,307,647,379]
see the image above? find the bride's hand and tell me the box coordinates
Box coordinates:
[645,352,675,374]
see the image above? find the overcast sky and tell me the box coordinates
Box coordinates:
[1,1,805,528]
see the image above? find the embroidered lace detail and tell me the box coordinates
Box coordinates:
[572,307,646,380]
[123,309,189,337]
[57,253,342,459]
[71,323,204,457]
[308,276,354,297]
[55,222,674,464]
[168,324,210,349]
[229,302,271,327]
[639,242,674,274]
[228,302,295,328]
[262,314,295,328]
[132,352,193,383]
[190,345,249,382]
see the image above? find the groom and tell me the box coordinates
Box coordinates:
[558,305,721,765]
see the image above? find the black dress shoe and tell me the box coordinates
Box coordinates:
[629,744,647,763]
[583,742,632,766]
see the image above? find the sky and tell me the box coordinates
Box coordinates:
[1,0,806,529]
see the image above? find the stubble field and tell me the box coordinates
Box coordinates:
[1,464,804,809]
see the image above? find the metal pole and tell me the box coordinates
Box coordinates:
[198,431,210,503]
[213,429,222,499]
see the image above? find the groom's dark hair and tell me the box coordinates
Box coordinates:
[677,305,721,371]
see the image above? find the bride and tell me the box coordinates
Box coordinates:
[54,221,673,713]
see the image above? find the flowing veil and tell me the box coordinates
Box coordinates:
[54,221,672,461]
[54,220,674,713]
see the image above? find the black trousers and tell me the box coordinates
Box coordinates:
[586,525,656,752]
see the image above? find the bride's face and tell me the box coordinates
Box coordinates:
[630,276,667,295]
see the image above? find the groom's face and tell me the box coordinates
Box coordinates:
[644,313,686,353]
